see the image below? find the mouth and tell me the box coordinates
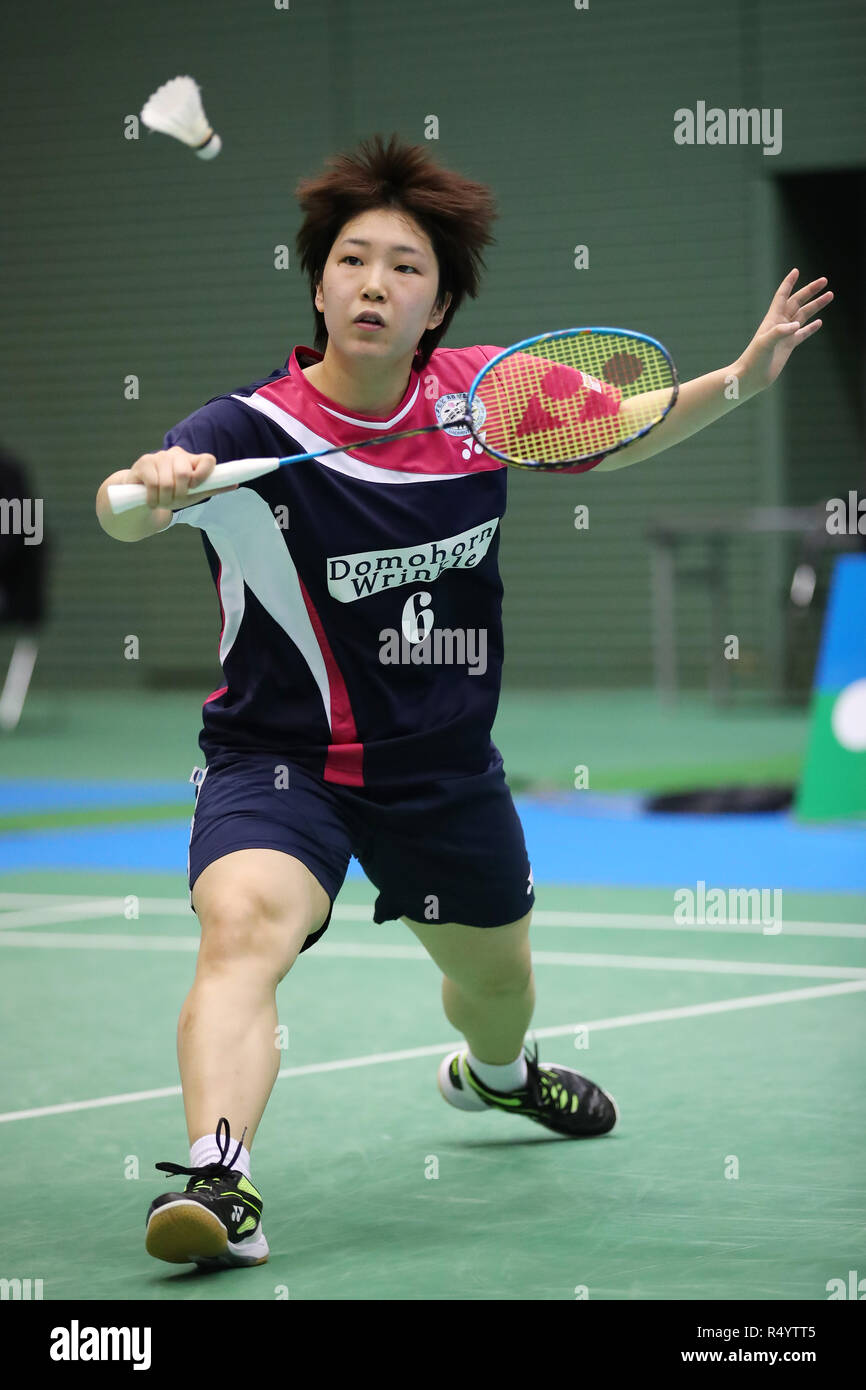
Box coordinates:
[354,312,385,330]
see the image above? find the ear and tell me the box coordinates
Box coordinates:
[428,291,452,330]
[314,280,324,313]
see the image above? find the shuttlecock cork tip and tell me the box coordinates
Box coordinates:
[196,131,222,160]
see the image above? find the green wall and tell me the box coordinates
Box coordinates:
[1,0,863,694]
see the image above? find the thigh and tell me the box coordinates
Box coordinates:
[187,752,353,957]
[402,911,533,993]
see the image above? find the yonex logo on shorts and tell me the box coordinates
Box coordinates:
[327,518,499,602]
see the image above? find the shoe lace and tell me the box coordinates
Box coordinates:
[523,1035,601,1114]
[155,1116,248,1182]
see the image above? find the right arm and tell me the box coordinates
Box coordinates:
[95,447,238,542]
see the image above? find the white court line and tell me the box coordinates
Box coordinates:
[0,932,864,980]
[0,901,128,930]
[1,978,864,1125]
[530,911,866,940]
[1,893,864,938]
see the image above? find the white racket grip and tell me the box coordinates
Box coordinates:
[107,458,282,514]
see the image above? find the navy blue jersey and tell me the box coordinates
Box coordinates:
[163,344,617,788]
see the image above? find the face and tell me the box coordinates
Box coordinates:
[314,207,451,364]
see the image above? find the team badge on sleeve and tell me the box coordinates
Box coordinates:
[434,392,487,437]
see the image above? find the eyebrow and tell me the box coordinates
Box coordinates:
[339,237,427,258]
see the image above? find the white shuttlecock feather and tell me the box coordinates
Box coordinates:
[140,76,221,159]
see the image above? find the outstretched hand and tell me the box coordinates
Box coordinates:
[736,269,833,396]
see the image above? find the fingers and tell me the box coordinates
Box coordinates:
[131,448,217,510]
[791,275,830,305]
[794,318,823,341]
[793,289,833,324]
[777,268,800,297]
[778,269,832,305]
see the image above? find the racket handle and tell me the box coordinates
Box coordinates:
[107,458,283,515]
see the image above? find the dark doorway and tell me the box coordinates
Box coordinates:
[775,169,865,701]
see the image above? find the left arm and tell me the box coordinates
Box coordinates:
[593,269,833,471]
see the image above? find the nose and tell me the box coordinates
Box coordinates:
[360,264,386,300]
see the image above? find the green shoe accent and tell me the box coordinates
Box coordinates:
[236,1175,262,1201]
[236,1215,258,1236]
[464,1061,526,1109]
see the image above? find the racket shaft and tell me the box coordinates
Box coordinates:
[107,458,281,514]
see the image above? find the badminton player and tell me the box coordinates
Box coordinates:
[96,134,831,1269]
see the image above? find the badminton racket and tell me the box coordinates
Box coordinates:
[108,327,678,514]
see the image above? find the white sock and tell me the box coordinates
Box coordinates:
[190,1132,252,1182]
[466,1047,528,1093]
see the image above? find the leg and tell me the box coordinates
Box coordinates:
[402,911,535,1064]
[180,848,330,1150]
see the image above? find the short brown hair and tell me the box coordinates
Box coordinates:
[295,134,497,369]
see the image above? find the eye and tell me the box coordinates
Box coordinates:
[340,255,362,265]
[396,264,419,273]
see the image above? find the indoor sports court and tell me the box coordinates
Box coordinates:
[1,0,864,1319]
[2,693,864,1303]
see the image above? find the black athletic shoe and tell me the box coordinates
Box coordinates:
[438,1036,618,1137]
[145,1117,269,1268]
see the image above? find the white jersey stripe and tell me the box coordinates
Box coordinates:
[315,378,420,429]
[231,392,473,486]
[172,488,334,730]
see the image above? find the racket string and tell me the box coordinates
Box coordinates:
[472,332,676,469]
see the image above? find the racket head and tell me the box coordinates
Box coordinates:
[465,327,678,470]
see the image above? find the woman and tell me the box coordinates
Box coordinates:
[96,134,831,1270]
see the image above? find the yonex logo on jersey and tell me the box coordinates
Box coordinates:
[327,518,499,602]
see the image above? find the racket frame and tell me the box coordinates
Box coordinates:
[463,326,679,470]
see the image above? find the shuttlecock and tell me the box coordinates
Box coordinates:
[140,75,221,159]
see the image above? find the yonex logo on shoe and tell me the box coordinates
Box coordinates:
[232,1204,244,1221]
[49,1321,152,1370]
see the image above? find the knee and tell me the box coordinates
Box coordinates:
[195,888,308,983]
[450,914,534,997]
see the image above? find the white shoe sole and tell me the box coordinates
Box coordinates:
[437,1050,496,1112]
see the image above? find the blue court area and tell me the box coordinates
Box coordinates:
[0,780,187,812]
[2,782,864,892]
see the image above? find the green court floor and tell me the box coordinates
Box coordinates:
[2,872,863,1301]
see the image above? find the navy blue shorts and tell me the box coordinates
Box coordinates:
[186,748,535,954]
